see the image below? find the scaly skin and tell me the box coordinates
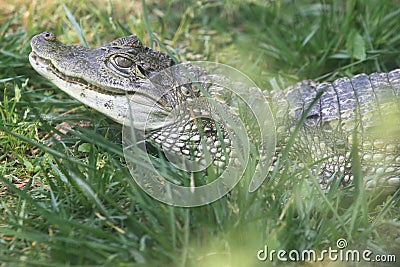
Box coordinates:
[29,32,400,191]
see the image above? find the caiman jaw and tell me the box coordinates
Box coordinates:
[29,51,129,96]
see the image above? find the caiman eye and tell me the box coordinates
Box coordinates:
[108,55,148,79]
[113,55,134,68]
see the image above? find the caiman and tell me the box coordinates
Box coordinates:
[29,32,400,192]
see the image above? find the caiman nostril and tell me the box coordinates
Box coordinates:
[43,32,56,42]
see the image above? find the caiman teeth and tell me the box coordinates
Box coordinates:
[31,52,134,96]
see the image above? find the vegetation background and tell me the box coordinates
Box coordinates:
[0,0,399,266]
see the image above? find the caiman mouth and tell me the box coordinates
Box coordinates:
[29,51,130,96]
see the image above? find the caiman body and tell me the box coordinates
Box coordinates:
[29,32,400,191]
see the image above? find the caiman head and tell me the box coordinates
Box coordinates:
[29,32,178,128]
[29,32,232,167]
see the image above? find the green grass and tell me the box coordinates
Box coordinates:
[1,0,399,266]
